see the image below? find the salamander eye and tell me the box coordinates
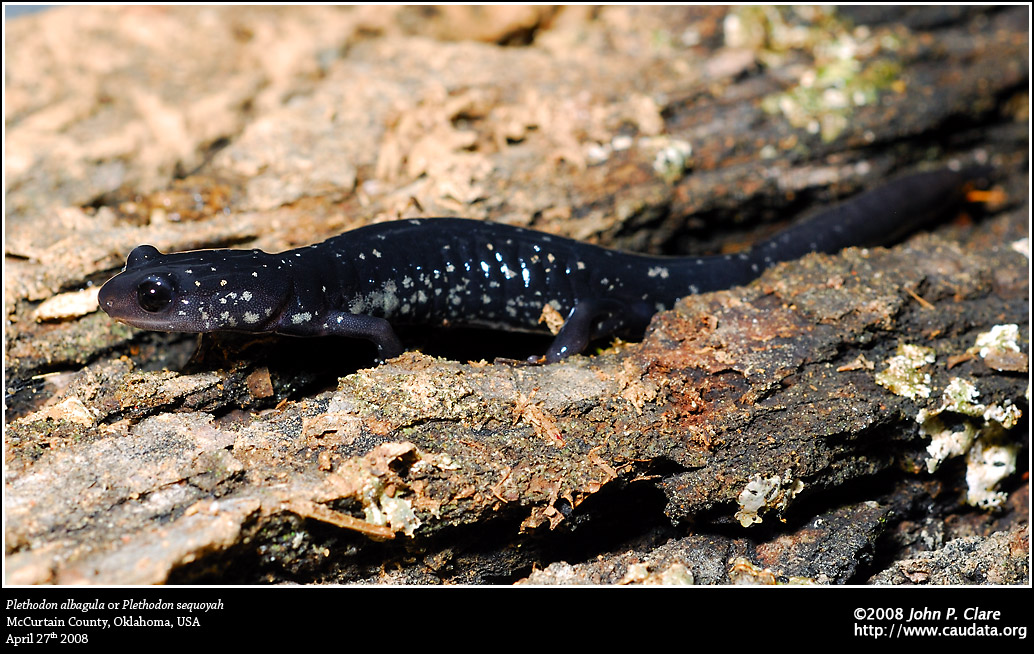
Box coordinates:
[137,275,175,313]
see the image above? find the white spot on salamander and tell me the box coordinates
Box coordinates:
[648,266,669,279]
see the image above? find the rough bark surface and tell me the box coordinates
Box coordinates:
[4,6,1029,585]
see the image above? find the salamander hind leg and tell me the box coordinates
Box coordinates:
[544,298,638,363]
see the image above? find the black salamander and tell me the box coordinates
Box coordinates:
[98,167,985,363]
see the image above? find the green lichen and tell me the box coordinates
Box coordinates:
[727,5,904,142]
[938,377,984,418]
[357,471,422,537]
[875,343,935,399]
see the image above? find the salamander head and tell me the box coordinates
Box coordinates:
[99,244,291,333]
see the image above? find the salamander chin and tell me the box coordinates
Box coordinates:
[99,167,989,362]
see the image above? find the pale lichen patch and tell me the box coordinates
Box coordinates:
[734,472,804,527]
[649,137,693,183]
[1009,236,1029,259]
[966,324,1028,373]
[969,324,1022,358]
[965,429,1019,509]
[917,377,1023,509]
[728,556,817,585]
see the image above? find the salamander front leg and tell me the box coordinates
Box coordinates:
[331,313,404,362]
[282,311,404,362]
